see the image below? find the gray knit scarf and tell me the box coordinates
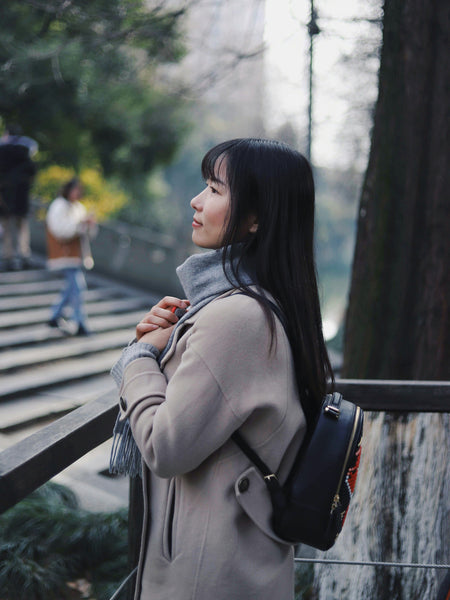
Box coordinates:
[109,246,254,477]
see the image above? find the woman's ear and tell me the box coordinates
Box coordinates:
[248,215,258,234]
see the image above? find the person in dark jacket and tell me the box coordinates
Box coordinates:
[0,124,37,270]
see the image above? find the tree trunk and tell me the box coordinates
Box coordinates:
[313,2,450,598]
[343,0,449,380]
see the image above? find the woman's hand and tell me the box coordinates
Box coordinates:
[136,296,189,351]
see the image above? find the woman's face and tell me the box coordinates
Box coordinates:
[68,184,82,202]
[190,160,231,249]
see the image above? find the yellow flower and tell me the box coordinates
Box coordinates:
[34,165,128,221]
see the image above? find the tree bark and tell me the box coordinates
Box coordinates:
[343,0,449,380]
[319,2,450,599]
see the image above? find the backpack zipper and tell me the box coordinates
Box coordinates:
[331,406,362,513]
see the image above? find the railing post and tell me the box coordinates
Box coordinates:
[127,476,144,600]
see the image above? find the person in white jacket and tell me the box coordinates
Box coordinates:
[46,177,96,335]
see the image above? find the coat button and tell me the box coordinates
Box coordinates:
[119,396,127,411]
[238,477,250,493]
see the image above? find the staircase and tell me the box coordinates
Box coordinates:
[0,258,159,510]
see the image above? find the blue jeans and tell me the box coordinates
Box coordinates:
[50,268,87,326]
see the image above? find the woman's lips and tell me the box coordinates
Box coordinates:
[192,217,202,228]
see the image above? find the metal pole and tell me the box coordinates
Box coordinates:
[307,0,320,163]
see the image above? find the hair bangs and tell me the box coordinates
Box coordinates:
[201,146,228,184]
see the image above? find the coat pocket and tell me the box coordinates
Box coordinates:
[162,478,178,560]
[234,467,293,547]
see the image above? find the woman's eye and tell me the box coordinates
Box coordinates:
[209,185,218,194]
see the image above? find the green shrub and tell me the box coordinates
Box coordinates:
[0,482,128,600]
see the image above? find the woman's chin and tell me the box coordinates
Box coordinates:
[192,232,215,250]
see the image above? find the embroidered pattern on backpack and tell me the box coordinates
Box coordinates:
[341,440,362,527]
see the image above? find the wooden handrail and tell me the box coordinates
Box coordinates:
[0,380,449,514]
[333,379,450,411]
[0,389,118,514]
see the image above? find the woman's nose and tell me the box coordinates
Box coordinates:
[190,190,203,210]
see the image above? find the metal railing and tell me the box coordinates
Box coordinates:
[1,380,449,596]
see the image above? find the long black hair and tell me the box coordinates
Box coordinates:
[201,138,334,430]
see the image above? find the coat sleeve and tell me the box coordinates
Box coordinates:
[118,296,291,478]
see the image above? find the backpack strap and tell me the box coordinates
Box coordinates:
[231,430,272,475]
[231,430,281,491]
[231,294,288,492]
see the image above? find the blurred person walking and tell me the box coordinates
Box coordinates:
[46,177,96,336]
[0,124,37,271]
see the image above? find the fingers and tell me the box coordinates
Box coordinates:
[136,321,158,340]
[152,306,180,325]
[155,296,190,311]
[139,324,176,351]
[151,297,189,324]
[136,297,189,340]
[147,297,189,326]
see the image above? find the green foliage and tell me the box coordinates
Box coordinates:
[295,562,315,599]
[0,0,189,187]
[0,482,128,600]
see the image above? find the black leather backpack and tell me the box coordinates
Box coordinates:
[232,301,363,551]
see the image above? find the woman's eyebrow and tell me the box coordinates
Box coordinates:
[209,176,226,186]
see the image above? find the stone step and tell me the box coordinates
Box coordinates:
[0,257,150,511]
[0,296,151,329]
[0,329,130,372]
[0,286,123,311]
[0,311,141,348]
[0,374,115,433]
[0,273,142,297]
[0,279,65,297]
[0,268,57,284]
[0,266,139,292]
[54,456,128,512]
[0,349,121,401]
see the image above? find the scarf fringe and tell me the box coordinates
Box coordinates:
[109,412,142,478]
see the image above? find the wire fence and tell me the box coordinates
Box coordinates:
[294,557,450,570]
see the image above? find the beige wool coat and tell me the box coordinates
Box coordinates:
[118,292,306,600]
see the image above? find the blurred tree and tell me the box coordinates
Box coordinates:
[343,0,449,380]
[328,2,449,599]
[0,0,189,186]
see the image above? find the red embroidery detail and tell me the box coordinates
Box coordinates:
[347,443,362,495]
[341,442,362,527]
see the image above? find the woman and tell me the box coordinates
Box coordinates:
[110,138,333,599]
[46,177,96,336]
